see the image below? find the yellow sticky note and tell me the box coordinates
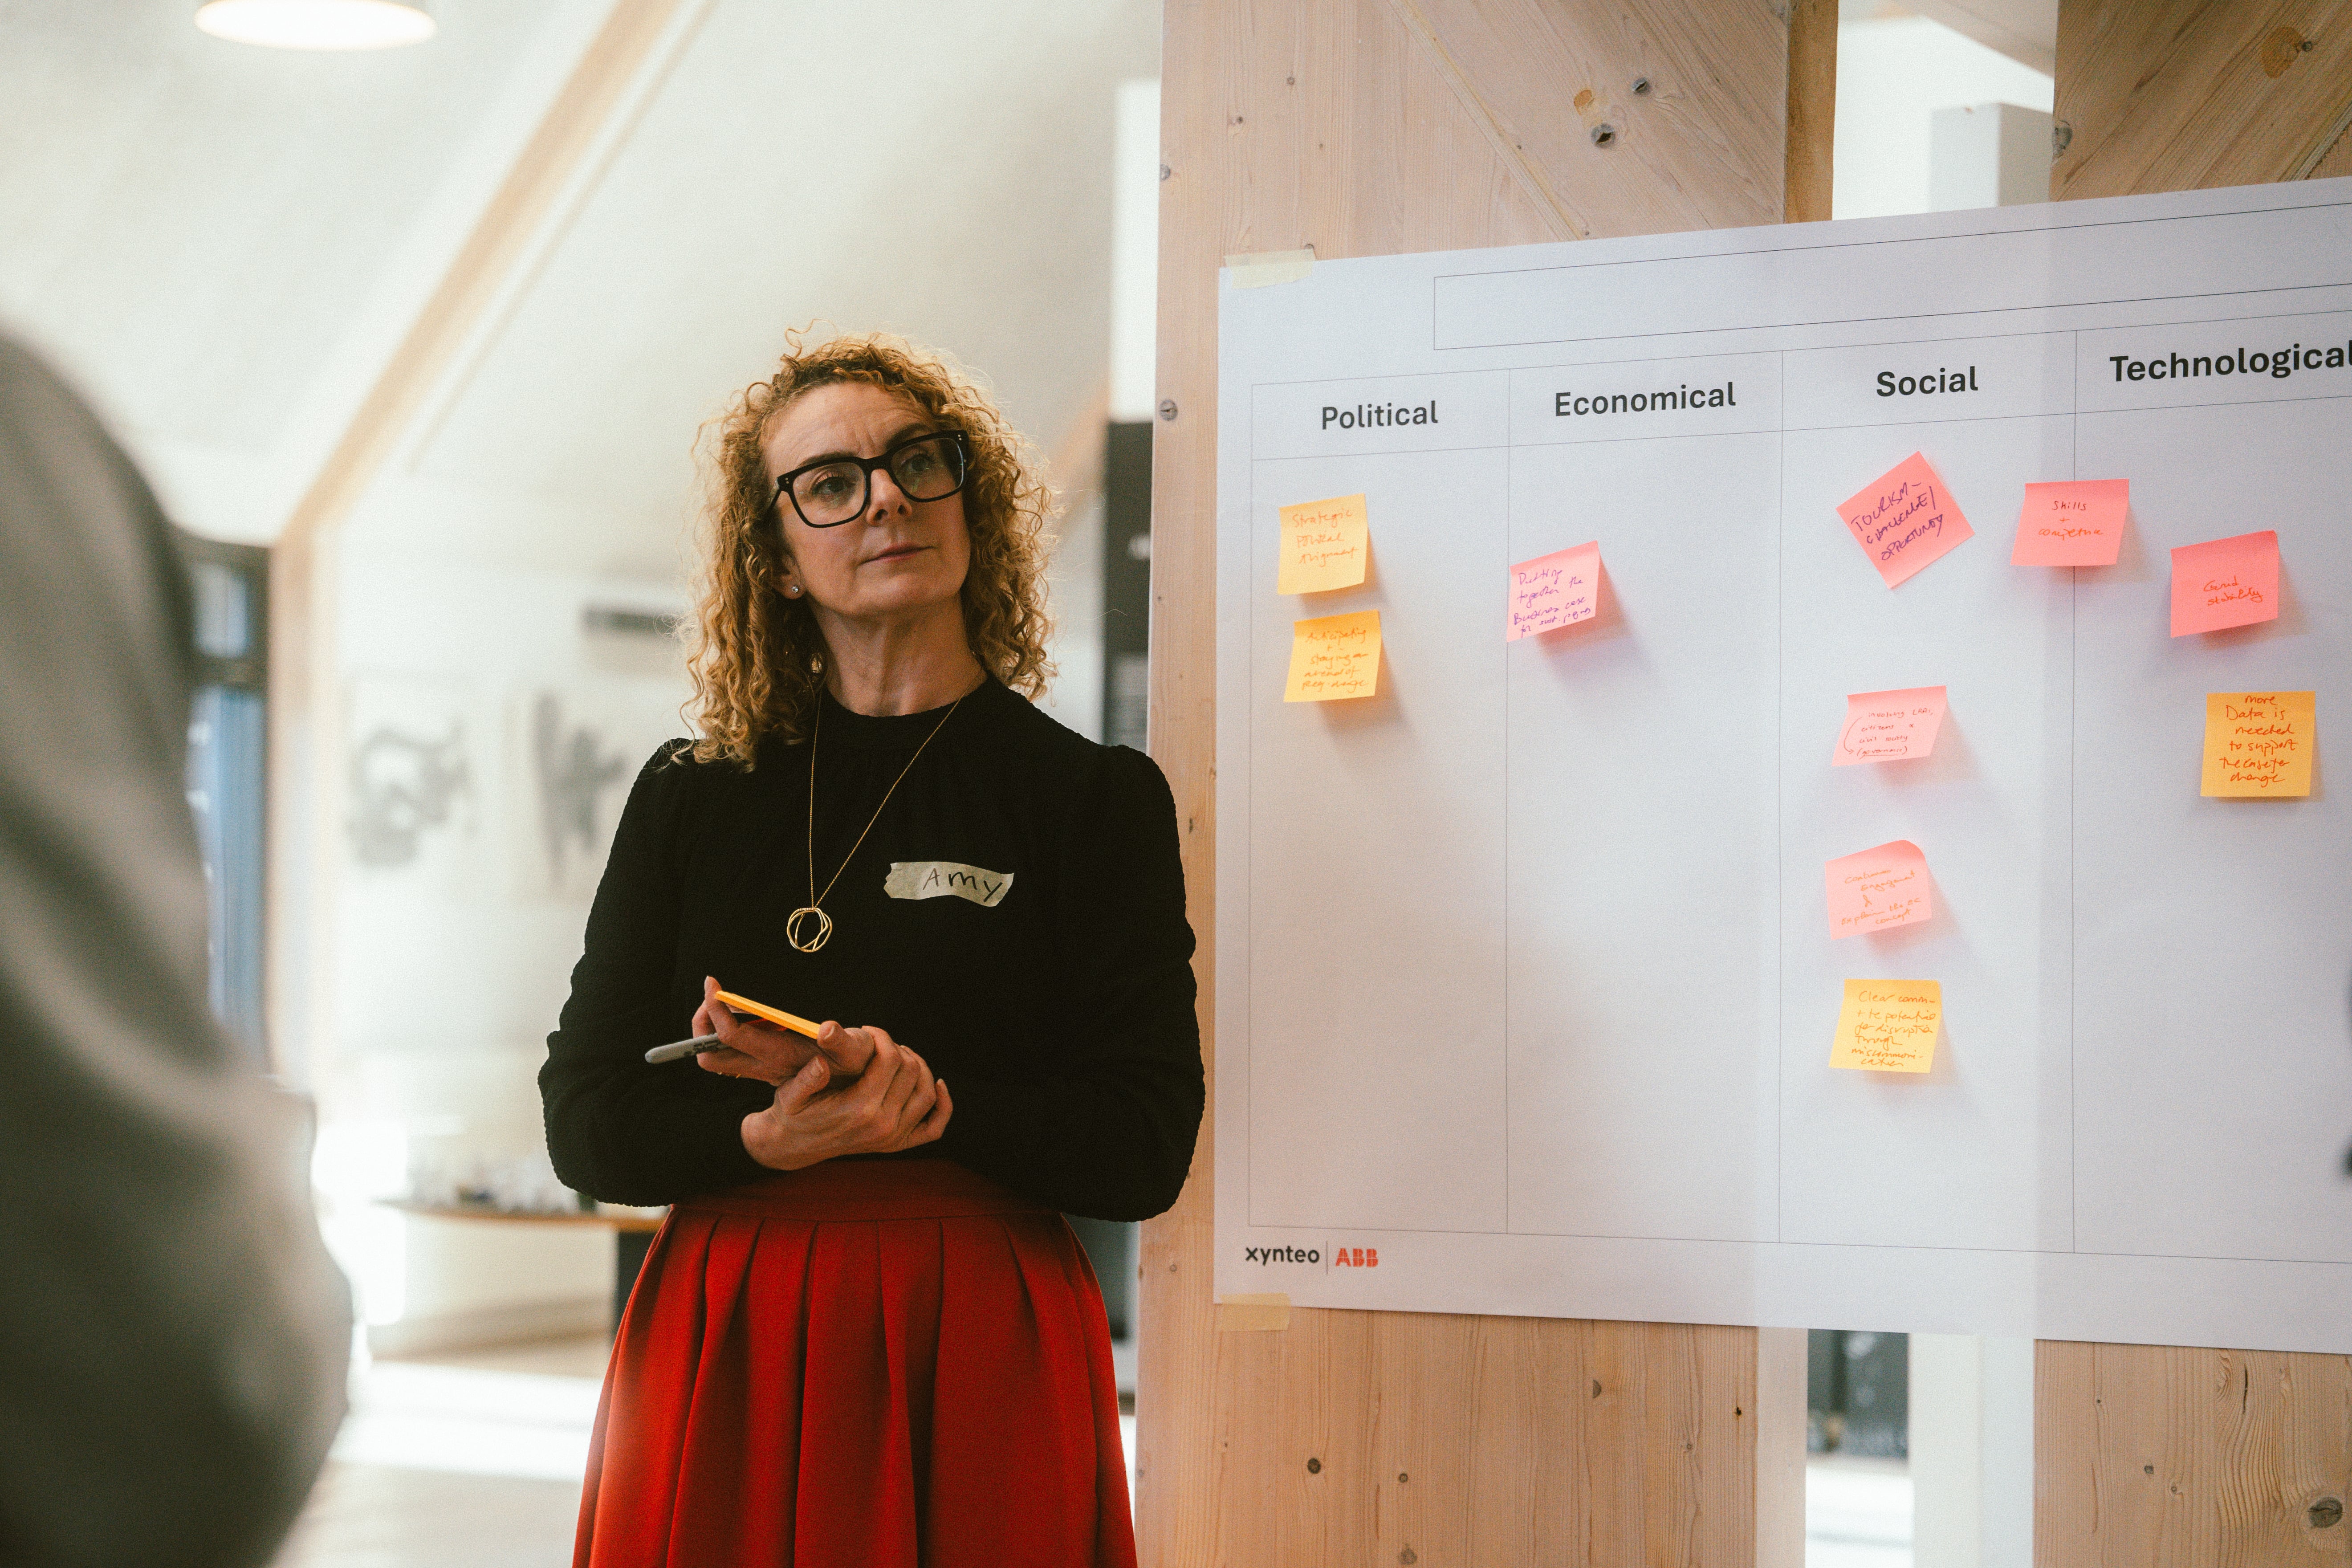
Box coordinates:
[2201,691,2315,797]
[1284,610,1382,701]
[1831,978,1941,1074]
[1278,494,1369,594]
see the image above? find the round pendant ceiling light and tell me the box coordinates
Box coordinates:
[194,0,435,50]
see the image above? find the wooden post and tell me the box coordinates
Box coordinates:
[2039,4,2352,1562]
[2039,1342,2352,1566]
[1787,0,1839,224]
[1136,2,1828,1561]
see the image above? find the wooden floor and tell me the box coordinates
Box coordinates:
[273,1336,611,1568]
[274,1463,583,1568]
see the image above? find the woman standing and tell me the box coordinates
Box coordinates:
[541,333,1201,1566]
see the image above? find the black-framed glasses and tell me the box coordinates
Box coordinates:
[772,430,969,528]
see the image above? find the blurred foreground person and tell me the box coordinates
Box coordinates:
[0,337,352,1568]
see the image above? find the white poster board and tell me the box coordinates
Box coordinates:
[1213,179,2352,1353]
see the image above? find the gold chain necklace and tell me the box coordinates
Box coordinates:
[785,692,964,953]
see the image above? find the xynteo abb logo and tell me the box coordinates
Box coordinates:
[1241,1245,1379,1268]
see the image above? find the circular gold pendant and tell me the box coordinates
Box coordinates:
[785,906,834,953]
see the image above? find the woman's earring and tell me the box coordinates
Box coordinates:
[785,584,802,597]
[810,654,824,675]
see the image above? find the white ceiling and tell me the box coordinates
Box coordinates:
[1905,0,2056,75]
[409,0,1149,533]
[0,0,561,452]
[0,0,1157,574]
[1843,0,2057,74]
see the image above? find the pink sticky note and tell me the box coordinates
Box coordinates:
[1507,542,1602,640]
[1834,686,1948,766]
[1825,839,1933,939]
[2013,479,2128,566]
[1836,452,1974,587]
[2170,530,2279,636]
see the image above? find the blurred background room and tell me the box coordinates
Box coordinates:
[0,2,2058,1562]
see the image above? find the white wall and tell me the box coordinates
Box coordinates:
[1037,493,1107,743]
[1110,79,1163,425]
[1929,102,2056,211]
[1910,1333,2035,1568]
[315,515,692,1340]
[1835,13,2054,221]
[1036,75,1164,746]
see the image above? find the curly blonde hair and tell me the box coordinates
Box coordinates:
[684,331,1055,766]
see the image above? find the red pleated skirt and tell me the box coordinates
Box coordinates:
[574,1159,1135,1568]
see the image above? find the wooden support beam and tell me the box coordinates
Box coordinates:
[2316,120,2352,178]
[1137,2,1826,1562]
[2038,1341,2352,1566]
[1389,0,1791,240]
[1786,0,1839,223]
[2041,5,2352,1562]
[2052,0,2352,199]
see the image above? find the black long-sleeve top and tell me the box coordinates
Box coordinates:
[539,677,1202,1221]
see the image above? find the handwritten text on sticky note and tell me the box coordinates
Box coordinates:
[1278,494,1369,594]
[2013,479,2127,567]
[1284,610,1382,702]
[2201,691,2314,798]
[1826,840,1933,938]
[1831,979,1941,1073]
[1836,452,1974,588]
[2171,529,2279,636]
[1835,686,1947,766]
[1507,542,1602,639]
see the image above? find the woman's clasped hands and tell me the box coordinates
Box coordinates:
[690,977,952,1170]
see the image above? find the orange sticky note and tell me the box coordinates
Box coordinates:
[2170,530,2279,636]
[1830,978,1941,1073]
[1835,452,1974,587]
[1284,610,1382,701]
[2013,479,2127,566]
[2201,690,2315,797]
[1835,685,1947,766]
[1277,494,1369,594]
[1825,840,1933,938]
[1507,542,1602,639]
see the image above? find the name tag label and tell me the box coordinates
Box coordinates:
[883,861,1014,908]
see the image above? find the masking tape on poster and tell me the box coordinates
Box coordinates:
[1215,1292,1291,1331]
[1225,248,1315,289]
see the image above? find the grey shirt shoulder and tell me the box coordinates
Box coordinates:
[0,338,352,1568]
